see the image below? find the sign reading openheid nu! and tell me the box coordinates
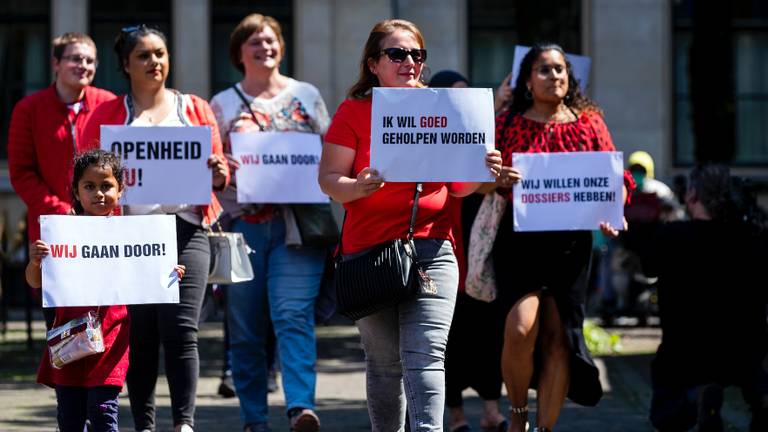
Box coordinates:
[230,131,328,203]
[100,125,212,205]
[370,88,495,182]
[40,215,180,307]
[512,152,624,231]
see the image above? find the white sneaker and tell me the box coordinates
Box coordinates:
[176,425,194,432]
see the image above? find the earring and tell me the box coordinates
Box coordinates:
[525,87,533,100]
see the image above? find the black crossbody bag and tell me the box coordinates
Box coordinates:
[333,183,436,321]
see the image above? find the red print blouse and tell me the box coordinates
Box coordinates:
[495,109,635,196]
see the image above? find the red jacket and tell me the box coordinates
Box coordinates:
[8,85,117,241]
[80,93,229,226]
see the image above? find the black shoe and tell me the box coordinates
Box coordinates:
[218,374,236,398]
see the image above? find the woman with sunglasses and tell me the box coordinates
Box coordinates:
[81,25,229,432]
[491,44,633,432]
[319,19,502,432]
[209,13,330,432]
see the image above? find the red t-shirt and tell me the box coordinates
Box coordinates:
[325,98,459,254]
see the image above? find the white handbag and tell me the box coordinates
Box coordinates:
[207,227,255,284]
[465,192,508,302]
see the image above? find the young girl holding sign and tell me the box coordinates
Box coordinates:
[26,149,185,432]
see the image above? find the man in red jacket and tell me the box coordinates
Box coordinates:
[8,32,116,243]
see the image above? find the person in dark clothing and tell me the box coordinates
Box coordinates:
[646,164,768,432]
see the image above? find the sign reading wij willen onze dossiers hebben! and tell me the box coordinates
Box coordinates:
[40,215,180,307]
[230,131,328,204]
[100,125,213,205]
[370,87,495,182]
[512,151,625,232]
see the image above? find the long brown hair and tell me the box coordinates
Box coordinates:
[347,19,426,99]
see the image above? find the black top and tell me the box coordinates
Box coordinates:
[645,220,768,387]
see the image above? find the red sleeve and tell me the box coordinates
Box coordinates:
[325,99,359,150]
[7,98,72,216]
[192,95,230,188]
[585,110,615,151]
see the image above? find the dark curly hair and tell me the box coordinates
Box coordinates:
[510,43,602,117]
[71,149,124,215]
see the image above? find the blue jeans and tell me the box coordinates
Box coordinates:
[55,385,120,432]
[228,216,325,427]
[356,238,458,432]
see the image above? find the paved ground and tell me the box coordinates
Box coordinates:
[0,311,753,431]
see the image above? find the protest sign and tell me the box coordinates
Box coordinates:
[511,45,591,91]
[40,215,180,307]
[100,125,212,205]
[512,152,624,231]
[230,131,328,203]
[370,87,495,182]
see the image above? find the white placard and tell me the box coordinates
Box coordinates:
[230,131,328,203]
[512,152,624,231]
[40,215,180,307]
[370,87,495,182]
[100,125,212,205]
[511,45,591,91]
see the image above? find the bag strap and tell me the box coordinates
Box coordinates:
[337,182,421,256]
[50,306,102,329]
[232,85,265,132]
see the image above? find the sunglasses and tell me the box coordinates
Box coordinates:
[121,24,148,35]
[379,47,427,64]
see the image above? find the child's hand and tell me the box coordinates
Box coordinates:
[29,240,50,266]
[174,264,186,280]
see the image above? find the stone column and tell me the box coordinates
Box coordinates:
[397,0,468,78]
[585,0,672,180]
[172,0,211,97]
[51,0,89,35]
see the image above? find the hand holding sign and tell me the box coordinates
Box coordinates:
[355,167,386,199]
[208,154,228,189]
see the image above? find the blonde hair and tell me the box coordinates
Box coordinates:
[347,19,426,99]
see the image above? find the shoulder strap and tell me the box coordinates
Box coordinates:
[232,85,265,131]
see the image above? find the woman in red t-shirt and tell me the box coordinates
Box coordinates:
[318,19,501,432]
[492,44,632,432]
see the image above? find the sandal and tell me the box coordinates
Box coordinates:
[510,406,529,432]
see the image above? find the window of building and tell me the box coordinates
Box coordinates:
[0,0,50,161]
[468,0,581,90]
[673,0,768,165]
[90,1,172,96]
[211,1,293,96]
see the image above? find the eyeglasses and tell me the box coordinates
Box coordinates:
[62,54,98,66]
[379,47,427,64]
